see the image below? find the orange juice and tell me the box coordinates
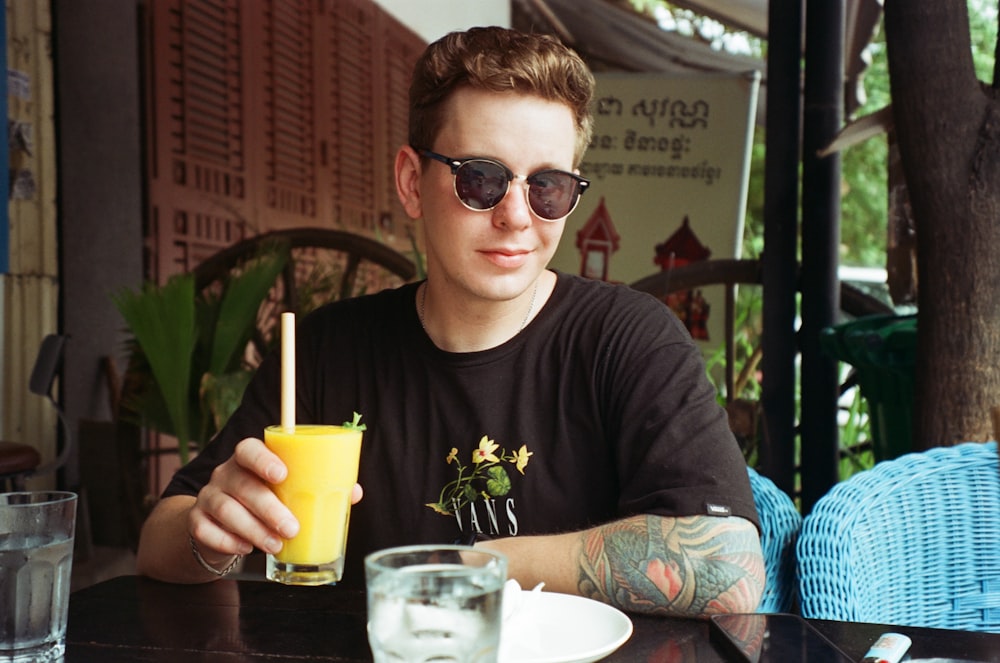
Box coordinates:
[264,424,363,583]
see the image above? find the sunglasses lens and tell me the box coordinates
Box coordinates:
[454,161,510,210]
[527,171,580,220]
[449,156,583,220]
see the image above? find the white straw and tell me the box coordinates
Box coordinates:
[281,312,295,433]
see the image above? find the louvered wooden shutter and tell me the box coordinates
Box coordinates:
[328,0,376,233]
[257,0,318,223]
[145,0,251,282]
[144,0,423,283]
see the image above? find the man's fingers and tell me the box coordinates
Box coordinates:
[195,485,293,556]
[233,437,287,483]
[189,501,254,558]
[196,444,299,554]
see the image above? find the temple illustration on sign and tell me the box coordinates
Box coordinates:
[575,199,712,340]
[654,216,712,340]
[575,196,621,282]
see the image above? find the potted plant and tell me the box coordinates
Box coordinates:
[112,245,289,464]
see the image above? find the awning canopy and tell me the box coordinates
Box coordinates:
[512,0,884,121]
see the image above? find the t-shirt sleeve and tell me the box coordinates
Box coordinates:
[603,293,760,532]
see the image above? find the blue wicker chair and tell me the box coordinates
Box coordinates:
[797,441,1000,632]
[747,466,801,613]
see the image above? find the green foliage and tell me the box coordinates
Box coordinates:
[840,137,889,268]
[969,0,999,81]
[342,412,367,431]
[636,0,997,482]
[838,386,875,480]
[704,290,764,402]
[838,0,997,267]
[113,276,197,460]
[114,247,290,464]
[740,134,767,260]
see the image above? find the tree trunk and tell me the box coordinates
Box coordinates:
[884,0,1000,448]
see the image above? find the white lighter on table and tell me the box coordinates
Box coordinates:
[861,632,912,663]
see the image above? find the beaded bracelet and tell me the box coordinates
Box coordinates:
[189,535,242,577]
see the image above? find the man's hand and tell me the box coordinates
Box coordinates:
[188,437,299,565]
[136,437,364,583]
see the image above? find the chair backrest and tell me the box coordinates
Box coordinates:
[747,466,801,613]
[797,441,1000,632]
[0,334,72,490]
[30,334,73,476]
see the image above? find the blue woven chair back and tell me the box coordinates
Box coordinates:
[747,466,801,612]
[797,441,1000,632]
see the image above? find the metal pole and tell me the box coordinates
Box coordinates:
[760,0,803,497]
[800,1,845,513]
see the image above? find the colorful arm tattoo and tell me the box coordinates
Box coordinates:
[577,514,765,617]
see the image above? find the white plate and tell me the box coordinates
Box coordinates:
[499,590,633,663]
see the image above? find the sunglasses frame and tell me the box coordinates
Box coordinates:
[418,148,590,221]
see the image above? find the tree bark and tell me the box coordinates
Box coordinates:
[884,0,1000,448]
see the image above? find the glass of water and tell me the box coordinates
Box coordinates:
[365,544,507,663]
[0,491,77,663]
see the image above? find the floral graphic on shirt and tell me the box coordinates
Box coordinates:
[426,435,532,516]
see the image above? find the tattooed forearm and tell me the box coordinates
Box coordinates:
[577,514,764,617]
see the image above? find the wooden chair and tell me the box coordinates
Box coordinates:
[630,258,893,411]
[630,258,895,488]
[191,227,417,362]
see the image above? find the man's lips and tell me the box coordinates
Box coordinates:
[480,247,532,268]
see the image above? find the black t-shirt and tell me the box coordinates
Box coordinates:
[164,271,758,588]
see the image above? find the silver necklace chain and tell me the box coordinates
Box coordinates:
[418,280,539,335]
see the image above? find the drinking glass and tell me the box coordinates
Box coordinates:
[264,424,363,585]
[0,491,78,662]
[365,544,507,663]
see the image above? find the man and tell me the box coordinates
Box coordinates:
[136,26,764,617]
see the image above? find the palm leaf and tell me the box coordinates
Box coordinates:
[112,275,197,462]
[114,243,289,464]
[117,339,176,436]
[207,248,289,375]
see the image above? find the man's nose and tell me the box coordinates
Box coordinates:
[493,176,533,229]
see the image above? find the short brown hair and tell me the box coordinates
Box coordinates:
[408,27,595,166]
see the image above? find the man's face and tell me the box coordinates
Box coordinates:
[417,87,579,305]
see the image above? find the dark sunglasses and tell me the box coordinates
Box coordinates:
[418,149,590,221]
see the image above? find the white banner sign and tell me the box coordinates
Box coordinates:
[551,71,760,348]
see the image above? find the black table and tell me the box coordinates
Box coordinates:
[66,575,1000,662]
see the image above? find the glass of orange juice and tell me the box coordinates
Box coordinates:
[264,423,363,585]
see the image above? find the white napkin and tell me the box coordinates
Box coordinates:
[499,579,546,661]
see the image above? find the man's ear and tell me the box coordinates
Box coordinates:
[395,146,423,220]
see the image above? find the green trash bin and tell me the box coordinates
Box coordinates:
[819,314,917,461]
